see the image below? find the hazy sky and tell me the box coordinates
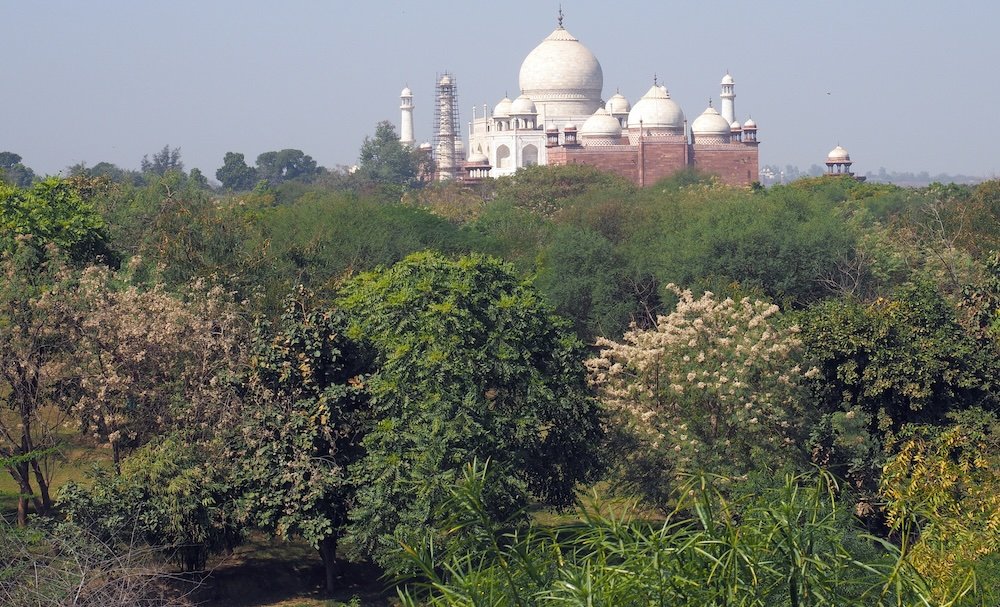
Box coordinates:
[5,1,999,179]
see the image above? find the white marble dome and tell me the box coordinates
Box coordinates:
[605,92,630,114]
[731,120,742,130]
[691,106,732,138]
[627,84,685,132]
[580,107,622,143]
[721,73,734,85]
[827,145,850,162]
[493,96,513,118]
[468,151,489,164]
[743,117,757,129]
[400,86,412,97]
[510,94,537,115]
[519,25,603,118]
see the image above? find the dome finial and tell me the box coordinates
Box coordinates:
[708,97,713,108]
[557,4,564,28]
[653,73,658,86]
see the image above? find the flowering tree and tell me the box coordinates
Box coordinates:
[587,285,811,504]
[0,241,77,525]
[70,260,244,469]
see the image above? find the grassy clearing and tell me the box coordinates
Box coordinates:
[0,428,111,518]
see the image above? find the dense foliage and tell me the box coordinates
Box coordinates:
[339,252,604,571]
[233,290,368,592]
[399,463,933,607]
[5,125,1000,605]
[588,286,811,506]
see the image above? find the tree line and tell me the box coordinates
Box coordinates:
[2,121,999,605]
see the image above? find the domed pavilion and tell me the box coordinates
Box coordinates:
[414,9,761,186]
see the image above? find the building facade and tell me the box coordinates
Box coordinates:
[404,12,760,187]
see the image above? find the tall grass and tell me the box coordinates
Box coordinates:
[397,461,949,607]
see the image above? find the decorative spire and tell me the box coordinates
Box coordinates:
[557,4,564,28]
[708,97,713,108]
[653,73,658,86]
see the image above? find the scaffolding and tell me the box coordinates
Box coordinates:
[433,72,460,180]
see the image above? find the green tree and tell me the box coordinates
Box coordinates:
[624,180,856,307]
[215,151,258,191]
[233,289,368,592]
[67,161,142,185]
[0,152,36,188]
[800,281,1000,490]
[339,252,604,570]
[960,250,1000,340]
[0,177,112,262]
[255,148,320,185]
[58,434,242,572]
[140,145,184,177]
[355,120,427,190]
[881,409,1000,605]
[534,224,635,340]
[187,167,209,189]
[491,164,634,218]
[254,192,481,309]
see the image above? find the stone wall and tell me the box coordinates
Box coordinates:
[545,140,758,187]
[690,144,759,186]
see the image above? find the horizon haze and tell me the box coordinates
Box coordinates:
[4,0,998,180]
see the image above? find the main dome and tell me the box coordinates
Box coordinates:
[518,25,603,119]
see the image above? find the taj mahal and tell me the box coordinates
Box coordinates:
[398,10,760,187]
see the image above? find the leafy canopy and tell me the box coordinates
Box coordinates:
[0,177,111,262]
[339,251,604,568]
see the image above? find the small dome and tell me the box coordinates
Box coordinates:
[418,142,432,151]
[721,72,734,85]
[627,84,685,131]
[730,120,742,130]
[493,96,513,118]
[439,74,453,86]
[827,145,850,162]
[691,106,732,137]
[401,86,412,97]
[510,94,537,115]
[605,92,631,114]
[580,108,623,139]
[468,151,489,164]
[743,117,757,129]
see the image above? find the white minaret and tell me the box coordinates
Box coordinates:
[400,86,415,147]
[720,72,736,125]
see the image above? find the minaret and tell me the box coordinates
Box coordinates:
[434,73,459,180]
[720,72,735,125]
[400,86,415,147]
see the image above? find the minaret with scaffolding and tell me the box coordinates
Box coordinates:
[434,72,460,180]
